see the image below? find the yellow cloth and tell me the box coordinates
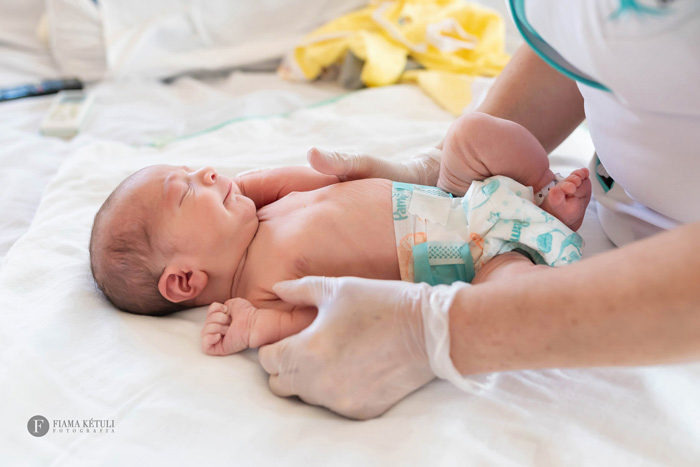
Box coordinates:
[280,0,510,115]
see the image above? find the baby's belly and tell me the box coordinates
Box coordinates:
[241,179,400,306]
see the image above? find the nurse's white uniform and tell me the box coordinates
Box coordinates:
[510,0,700,246]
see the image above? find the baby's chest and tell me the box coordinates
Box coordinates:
[236,227,312,309]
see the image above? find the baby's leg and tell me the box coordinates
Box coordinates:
[201,298,316,355]
[440,113,554,195]
[471,251,549,285]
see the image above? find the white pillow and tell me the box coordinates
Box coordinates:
[0,0,46,52]
[46,0,370,81]
[46,0,106,82]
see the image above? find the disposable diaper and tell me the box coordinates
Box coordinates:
[392,176,583,285]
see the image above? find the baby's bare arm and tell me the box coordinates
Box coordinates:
[236,166,340,208]
[202,298,316,355]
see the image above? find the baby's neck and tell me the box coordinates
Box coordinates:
[228,248,249,299]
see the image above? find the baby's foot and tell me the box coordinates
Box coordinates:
[201,298,256,356]
[539,168,592,231]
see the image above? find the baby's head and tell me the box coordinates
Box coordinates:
[90,165,258,316]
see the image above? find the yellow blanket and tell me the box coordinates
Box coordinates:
[279,0,510,115]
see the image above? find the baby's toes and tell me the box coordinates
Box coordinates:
[559,180,578,195]
[572,168,590,180]
[547,185,566,206]
[576,177,593,200]
[569,174,583,187]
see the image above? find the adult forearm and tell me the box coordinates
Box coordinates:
[450,221,700,374]
[476,45,585,153]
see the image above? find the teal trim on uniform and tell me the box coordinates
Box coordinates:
[508,0,611,93]
[610,0,670,20]
[594,156,613,193]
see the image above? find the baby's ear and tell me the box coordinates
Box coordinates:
[158,266,208,303]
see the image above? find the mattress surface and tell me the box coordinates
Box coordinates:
[3,83,698,466]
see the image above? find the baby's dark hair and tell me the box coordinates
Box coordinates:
[89,175,186,316]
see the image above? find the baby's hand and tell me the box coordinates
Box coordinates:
[201,298,256,356]
[200,297,317,356]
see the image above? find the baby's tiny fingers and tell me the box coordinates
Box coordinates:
[201,322,229,338]
[206,312,231,326]
[207,302,229,315]
[202,333,223,354]
[204,333,222,345]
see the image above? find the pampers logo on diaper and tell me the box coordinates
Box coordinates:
[509,220,530,242]
[393,188,411,221]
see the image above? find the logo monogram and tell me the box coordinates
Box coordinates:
[27,415,49,437]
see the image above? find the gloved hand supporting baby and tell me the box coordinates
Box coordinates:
[307,146,443,187]
[307,144,474,196]
[258,276,474,420]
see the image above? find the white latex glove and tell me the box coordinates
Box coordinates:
[307,146,442,186]
[258,276,472,420]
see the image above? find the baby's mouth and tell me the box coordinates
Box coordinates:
[224,181,232,204]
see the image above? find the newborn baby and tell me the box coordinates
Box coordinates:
[90,113,591,356]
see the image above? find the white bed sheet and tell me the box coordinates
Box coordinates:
[2,82,699,466]
[0,49,346,266]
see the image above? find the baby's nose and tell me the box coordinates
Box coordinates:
[200,167,217,184]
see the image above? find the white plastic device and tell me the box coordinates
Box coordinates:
[39,90,94,138]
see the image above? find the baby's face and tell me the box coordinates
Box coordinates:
[128,164,258,275]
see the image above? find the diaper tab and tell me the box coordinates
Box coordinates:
[413,241,475,286]
[409,187,453,226]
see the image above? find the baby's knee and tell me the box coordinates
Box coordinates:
[444,112,515,162]
[447,112,500,142]
[441,113,502,169]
